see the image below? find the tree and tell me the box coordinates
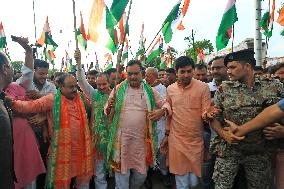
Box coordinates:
[11,61,24,72]
[184,35,214,63]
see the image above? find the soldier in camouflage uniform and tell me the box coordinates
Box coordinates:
[210,49,284,189]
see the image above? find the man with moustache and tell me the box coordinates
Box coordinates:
[8,73,94,189]
[210,49,284,189]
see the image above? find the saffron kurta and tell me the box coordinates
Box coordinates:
[105,84,165,174]
[164,79,211,177]
[12,94,92,183]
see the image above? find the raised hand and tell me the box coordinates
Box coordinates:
[11,35,31,51]
[74,48,81,66]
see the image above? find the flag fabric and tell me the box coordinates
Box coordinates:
[216,0,238,51]
[277,4,284,26]
[76,12,88,50]
[147,36,163,62]
[122,39,129,62]
[260,0,275,38]
[166,46,171,66]
[106,0,129,53]
[161,0,182,43]
[104,53,113,71]
[0,22,7,50]
[44,46,56,64]
[177,0,190,30]
[37,16,58,48]
[160,50,166,69]
[197,48,205,64]
[135,23,145,60]
[88,0,104,43]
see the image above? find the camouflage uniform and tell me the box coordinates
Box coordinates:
[210,77,284,189]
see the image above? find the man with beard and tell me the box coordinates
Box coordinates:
[105,60,166,189]
[210,49,284,189]
[160,56,211,189]
[76,49,111,189]
[8,73,94,189]
[0,52,15,189]
[165,68,176,87]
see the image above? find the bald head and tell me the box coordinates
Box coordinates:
[145,67,159,86]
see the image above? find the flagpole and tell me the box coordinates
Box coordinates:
[72,0,78,49]
[33,0,38,58]
[255,0,263,66]
[231,25,235,53]
[145,23,165,53]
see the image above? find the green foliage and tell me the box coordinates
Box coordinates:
[184,37,214,63]
[11,61,24,72]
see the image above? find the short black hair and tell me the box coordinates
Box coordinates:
[57,73,72,86]
[54,72,64,79]
[211,56,225,63]
[87,70,98,76]
[0,52,8,68]
[254,66,263,71]
[34,59,49,69]
[158,69,166,72]
[195,64,207,70]
[126,60,142,71]
[105,68,117,75]
[175,56,195,71]
[166,68,176,74]
[96,72,109,82]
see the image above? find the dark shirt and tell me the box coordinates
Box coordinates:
[0,91,15,189]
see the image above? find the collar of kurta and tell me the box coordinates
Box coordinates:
[177,79,194,89]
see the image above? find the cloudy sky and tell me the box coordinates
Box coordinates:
[0,0,283,68]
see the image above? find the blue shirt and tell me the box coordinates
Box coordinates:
[278,98,284,112]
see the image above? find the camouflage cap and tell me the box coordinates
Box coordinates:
[224,49,256,67]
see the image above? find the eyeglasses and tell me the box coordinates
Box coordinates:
[127,72,140,76]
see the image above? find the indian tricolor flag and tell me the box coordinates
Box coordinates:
[147,36,163,63]
[76,12,88,50]
[162,0,190,43]
[37,16,58,48]
[277,4,284,36]
[0,22,7,50]
[216,0,238,51]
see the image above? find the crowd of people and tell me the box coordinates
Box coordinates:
[1,36,284,189]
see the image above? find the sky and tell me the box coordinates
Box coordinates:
[0,0,283,69]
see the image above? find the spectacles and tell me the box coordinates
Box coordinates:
[127,72,140,76]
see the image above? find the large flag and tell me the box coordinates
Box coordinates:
[260,0,275,38]
[162,0,181,44]
[76,12,88,50]
[147,36,163,63]
[88,0,104,43]
[216,0,238,51]
[106,0,129,53]
[177,0,190,30]
[37,16,58,48]
[0,22,7,50]
[161,0,190,43]
[277,4,284,36]
[277,4,284,26]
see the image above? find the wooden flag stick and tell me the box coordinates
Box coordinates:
[72,0,78,49]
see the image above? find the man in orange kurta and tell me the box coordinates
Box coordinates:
[161,56,211,189]
[10,74,93,189]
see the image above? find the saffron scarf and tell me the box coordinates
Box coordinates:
[45,90,93,189]
[107,80,158,170]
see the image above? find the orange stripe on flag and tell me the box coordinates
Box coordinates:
[88,0,104,43]
[277,5,284,26]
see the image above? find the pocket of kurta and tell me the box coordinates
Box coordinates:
[186,97,201,109]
